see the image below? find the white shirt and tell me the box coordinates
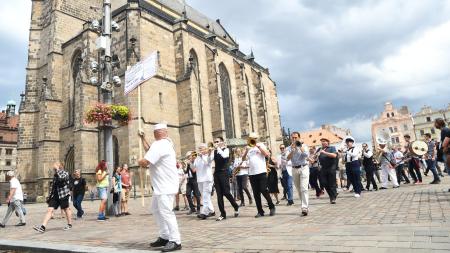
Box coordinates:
[233,157,249,176]
[394,150,404,165]
[344,146,360,163]
[362,149,373,158]
[247,143,268,176]
[177,167,186,184]
[193,153,214,183]
[10,178,24,201]
[144,138,179,195]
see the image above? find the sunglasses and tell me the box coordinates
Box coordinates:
[214,141,220,143]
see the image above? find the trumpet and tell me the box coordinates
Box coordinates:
[248,138,257,147]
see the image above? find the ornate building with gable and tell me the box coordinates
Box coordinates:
[18,0,282,197]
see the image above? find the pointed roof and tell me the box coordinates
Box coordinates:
[155,0,237,45]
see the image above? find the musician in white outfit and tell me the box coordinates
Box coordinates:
[376,142,399,189]
[139,123,182,252]
[191,143,215,219]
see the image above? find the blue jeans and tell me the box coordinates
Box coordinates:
[73,194,84,218]
[426,159,440,182]
[282,170,293,202]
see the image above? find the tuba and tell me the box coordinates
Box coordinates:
[375,129,392,161]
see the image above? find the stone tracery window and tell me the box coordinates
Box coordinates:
[69,50,82,126]
[219,63,234,139]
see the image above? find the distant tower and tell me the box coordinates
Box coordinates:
[6,100,16,117]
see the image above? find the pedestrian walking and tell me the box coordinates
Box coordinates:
[33,162,72,233]
[318,138,339,204]
[233,148,253,207]
[0,171,26,228]
[120,164,132,215]
[112,166,122,217]
[71,169,86,219]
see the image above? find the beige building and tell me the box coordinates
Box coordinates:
[298,125,351,148]
[413,104,450,141]
[371,102,415,148]
[18,0,282,197]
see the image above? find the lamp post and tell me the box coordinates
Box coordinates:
[89,0,121,215]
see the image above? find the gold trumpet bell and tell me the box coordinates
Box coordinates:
[248,138,257,147]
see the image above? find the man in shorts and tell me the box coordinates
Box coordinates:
[34,162,73,233]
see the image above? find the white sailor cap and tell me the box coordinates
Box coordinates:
[6,171,15,177]
[345,136,355,143]
[154,123,168,131]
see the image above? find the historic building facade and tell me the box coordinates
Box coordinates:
[371,102,415,148]
[18,0,282,197]
[0,101,19,179]
[298,125,351,148]
[413,104,450,141]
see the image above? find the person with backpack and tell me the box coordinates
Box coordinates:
[376,143,399,189]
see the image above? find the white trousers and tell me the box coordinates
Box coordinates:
[381,164,399,188]
[151,194,181,244]
[197,181,214,215]
[293,166,310,210]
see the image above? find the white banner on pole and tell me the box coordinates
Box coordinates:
[125,51,158,95]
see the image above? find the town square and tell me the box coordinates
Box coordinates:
[0,0,449,252]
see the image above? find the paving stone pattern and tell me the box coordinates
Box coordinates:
[0,177,449,252]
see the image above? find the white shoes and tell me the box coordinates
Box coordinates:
[354,194,361,198]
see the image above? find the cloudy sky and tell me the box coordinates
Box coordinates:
[1,0,450,142]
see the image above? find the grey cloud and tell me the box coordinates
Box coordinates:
[188,0,450,141]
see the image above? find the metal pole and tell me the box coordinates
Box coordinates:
[102,0,114,215]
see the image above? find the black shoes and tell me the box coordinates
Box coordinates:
[207,212,215,217]
[150,237,169,248]
[379,187,387,190]
[430,180,441,184]
[0,223,5,228]
[15,222,26,227]
[162,241,182,252]
[330,199,336,204]
[197,214,207,220]
[234,208,239,217]
[187,209,195,215]
[254,213,264,218]
[301,209,308,216]
[287,200,294,206]
[269,207,276,216]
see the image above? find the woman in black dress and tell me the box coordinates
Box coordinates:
[267,150,280,205]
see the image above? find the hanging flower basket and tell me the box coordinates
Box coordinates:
[85,103,130,126]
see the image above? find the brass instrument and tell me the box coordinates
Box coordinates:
[248,137,257,147]
[232,166,241,177]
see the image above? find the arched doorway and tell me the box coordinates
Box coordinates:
[64,146,75,175]
[218,63,235,139]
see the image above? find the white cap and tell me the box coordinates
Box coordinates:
[249,132,259,139]
[154,123,168,131]
[345,136,355,143]
[6,171,15,177]
[198,143,207,149]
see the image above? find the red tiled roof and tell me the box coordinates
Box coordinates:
[0,112,19,129]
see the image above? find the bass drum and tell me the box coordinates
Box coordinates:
[410,141,428,156]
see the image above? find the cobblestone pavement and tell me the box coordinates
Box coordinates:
[0,176,449,253]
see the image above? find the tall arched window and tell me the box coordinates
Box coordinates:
[70,50,82,125]
[189,49,199,77]
[219,63,234,139]
[245,75,255,132]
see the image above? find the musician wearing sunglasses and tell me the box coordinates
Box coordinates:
[241,132,276,218]
[287,132,309,216]
[212,137,240,221]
